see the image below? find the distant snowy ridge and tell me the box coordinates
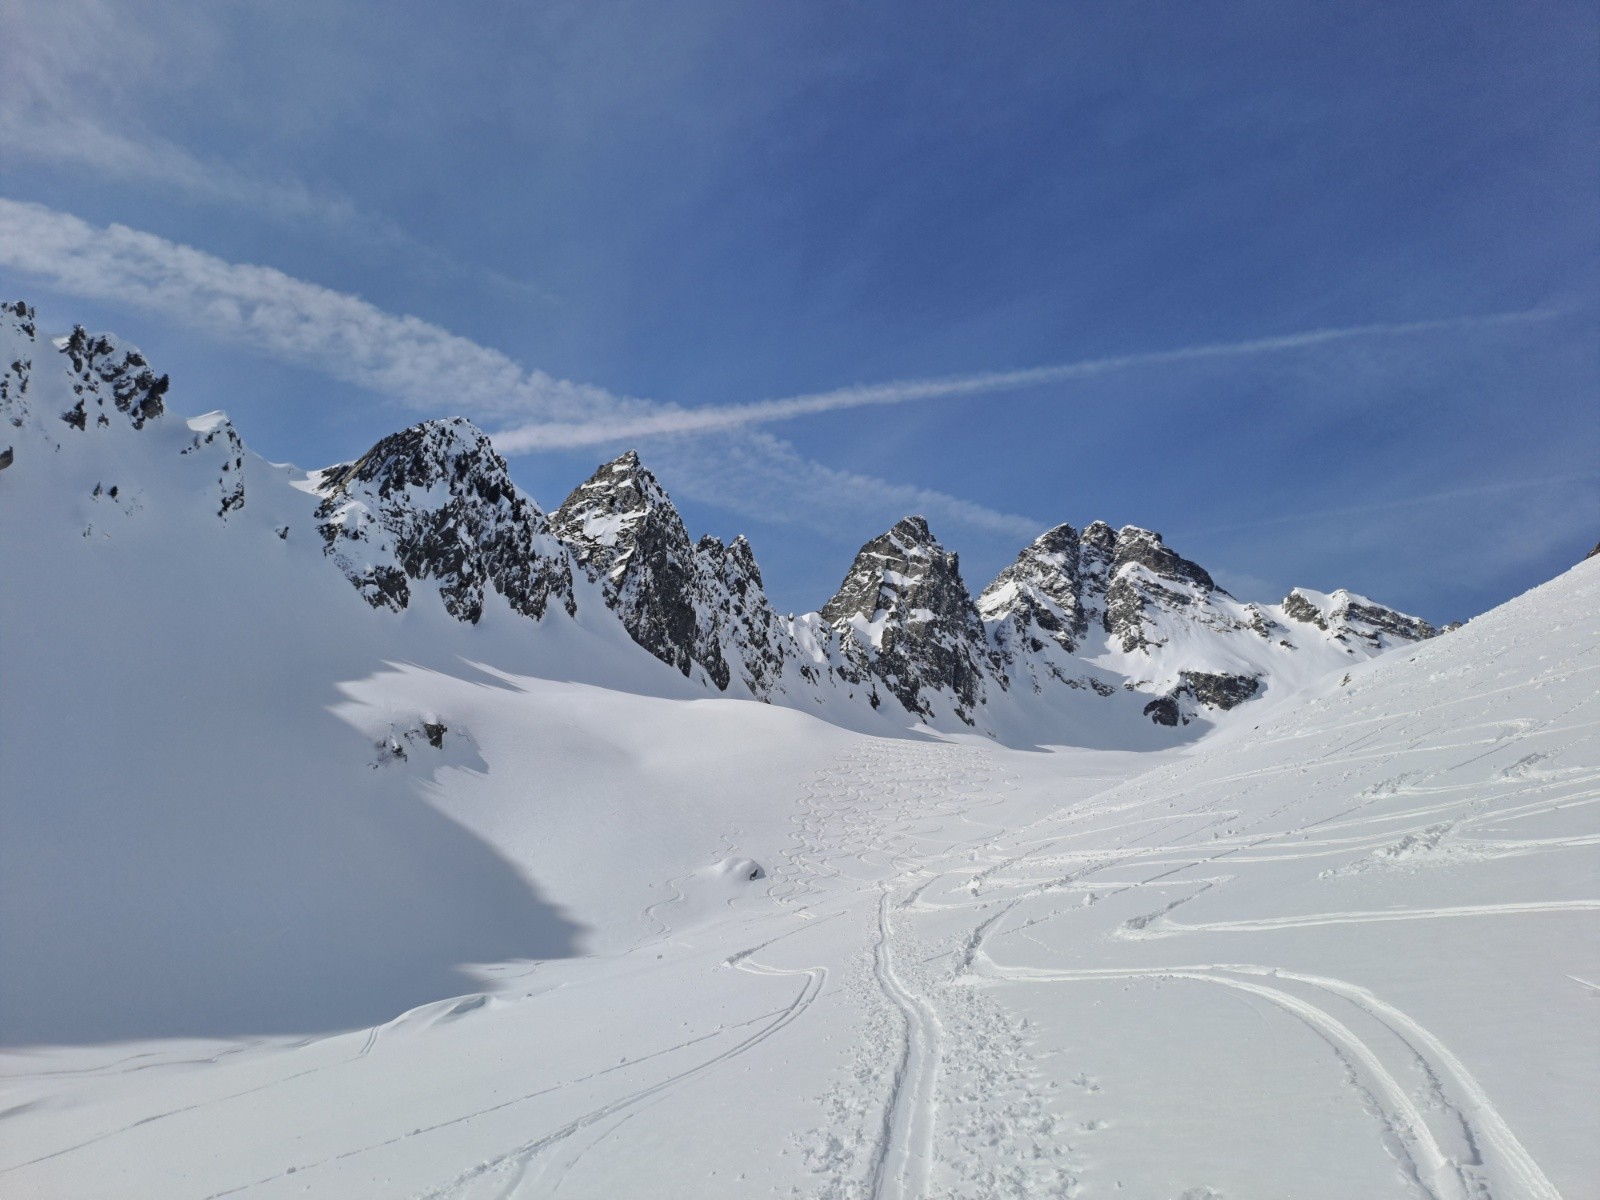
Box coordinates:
[0,301,1439,742]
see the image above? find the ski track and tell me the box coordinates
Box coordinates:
[15,620,1593,1199]
[865,886,940,1200]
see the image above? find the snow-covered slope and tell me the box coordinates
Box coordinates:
[4,478,1592,1198]
[2,303,1594,1197]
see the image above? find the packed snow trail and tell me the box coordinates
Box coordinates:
[866,887,940,1200]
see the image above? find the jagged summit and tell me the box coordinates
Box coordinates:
[551,450,733,685]
[1,301,170,442]
[820,515,949,628]
[313,417,575,622]
[979,517,1437,726]
[822,515,995,724]
[1,299,1445,742]
[1281,586,1437,646]
[551,449,683,583]
[979,523,1089,654]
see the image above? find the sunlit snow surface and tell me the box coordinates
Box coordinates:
[3,537,1596,1197]
[0,309,1593,1200]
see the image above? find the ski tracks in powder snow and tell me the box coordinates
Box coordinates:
[777,741,1081,1200]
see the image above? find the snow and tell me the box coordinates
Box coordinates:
[2,308,1594,1198]
[6,538,1594,1196]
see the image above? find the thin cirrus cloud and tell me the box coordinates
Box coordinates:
[490,308,1562,452]
[0,198,1567,545]
[0,0,360,236]
[0,198,1044,540]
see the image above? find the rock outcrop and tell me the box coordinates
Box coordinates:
[314,417,576,622]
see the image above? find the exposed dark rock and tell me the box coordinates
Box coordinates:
[1103,526,1224,652]
[822,516,995,723]
[3,300,36,341]
[1180,670,1262,710]
[552,452,730,687]
[1282,587,1435,646]
[980,523,1088,654]
[315,418,575,622]
[58,327,168,432]
[1143,696,1183,726]
[1281,589,1328,630]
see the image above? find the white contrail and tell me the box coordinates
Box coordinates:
[0,199,1043,542]
[490,308,1562,452]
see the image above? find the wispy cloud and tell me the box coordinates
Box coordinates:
[1177,471,1600,539]
[0,199,628,420]
[0,112,384,240]
[0,1,357,230]
[493,310,1563,451]
[0,0,553,304]
[0,199,1042,543]
[5,197,1571,554]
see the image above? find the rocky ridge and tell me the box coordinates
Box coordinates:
[2,301,1442,740]
[313,418,575,623]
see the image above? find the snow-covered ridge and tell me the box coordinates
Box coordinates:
[0,302,1440,743]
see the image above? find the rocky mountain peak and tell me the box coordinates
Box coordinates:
[313,417,575,623]
[819,515,959,626]
[550,449,684,583]
[56,326,170,434]
[821,516,994,724]
[319,418,506,501]
[551,452,738,688]
[978,523,1088,654]
[1110,525,1216,592]
[1281,587,1435,647]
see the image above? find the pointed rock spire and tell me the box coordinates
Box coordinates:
[822,515,995,723]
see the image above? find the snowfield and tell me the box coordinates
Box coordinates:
[1,306,1595,1197]
[3,544,1596,1196]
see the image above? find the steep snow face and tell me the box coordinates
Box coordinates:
[312,417,576,623]
[820,515,998,724]
[981,518,1438,728]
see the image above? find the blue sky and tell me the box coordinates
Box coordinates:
[2,0,1596,621]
